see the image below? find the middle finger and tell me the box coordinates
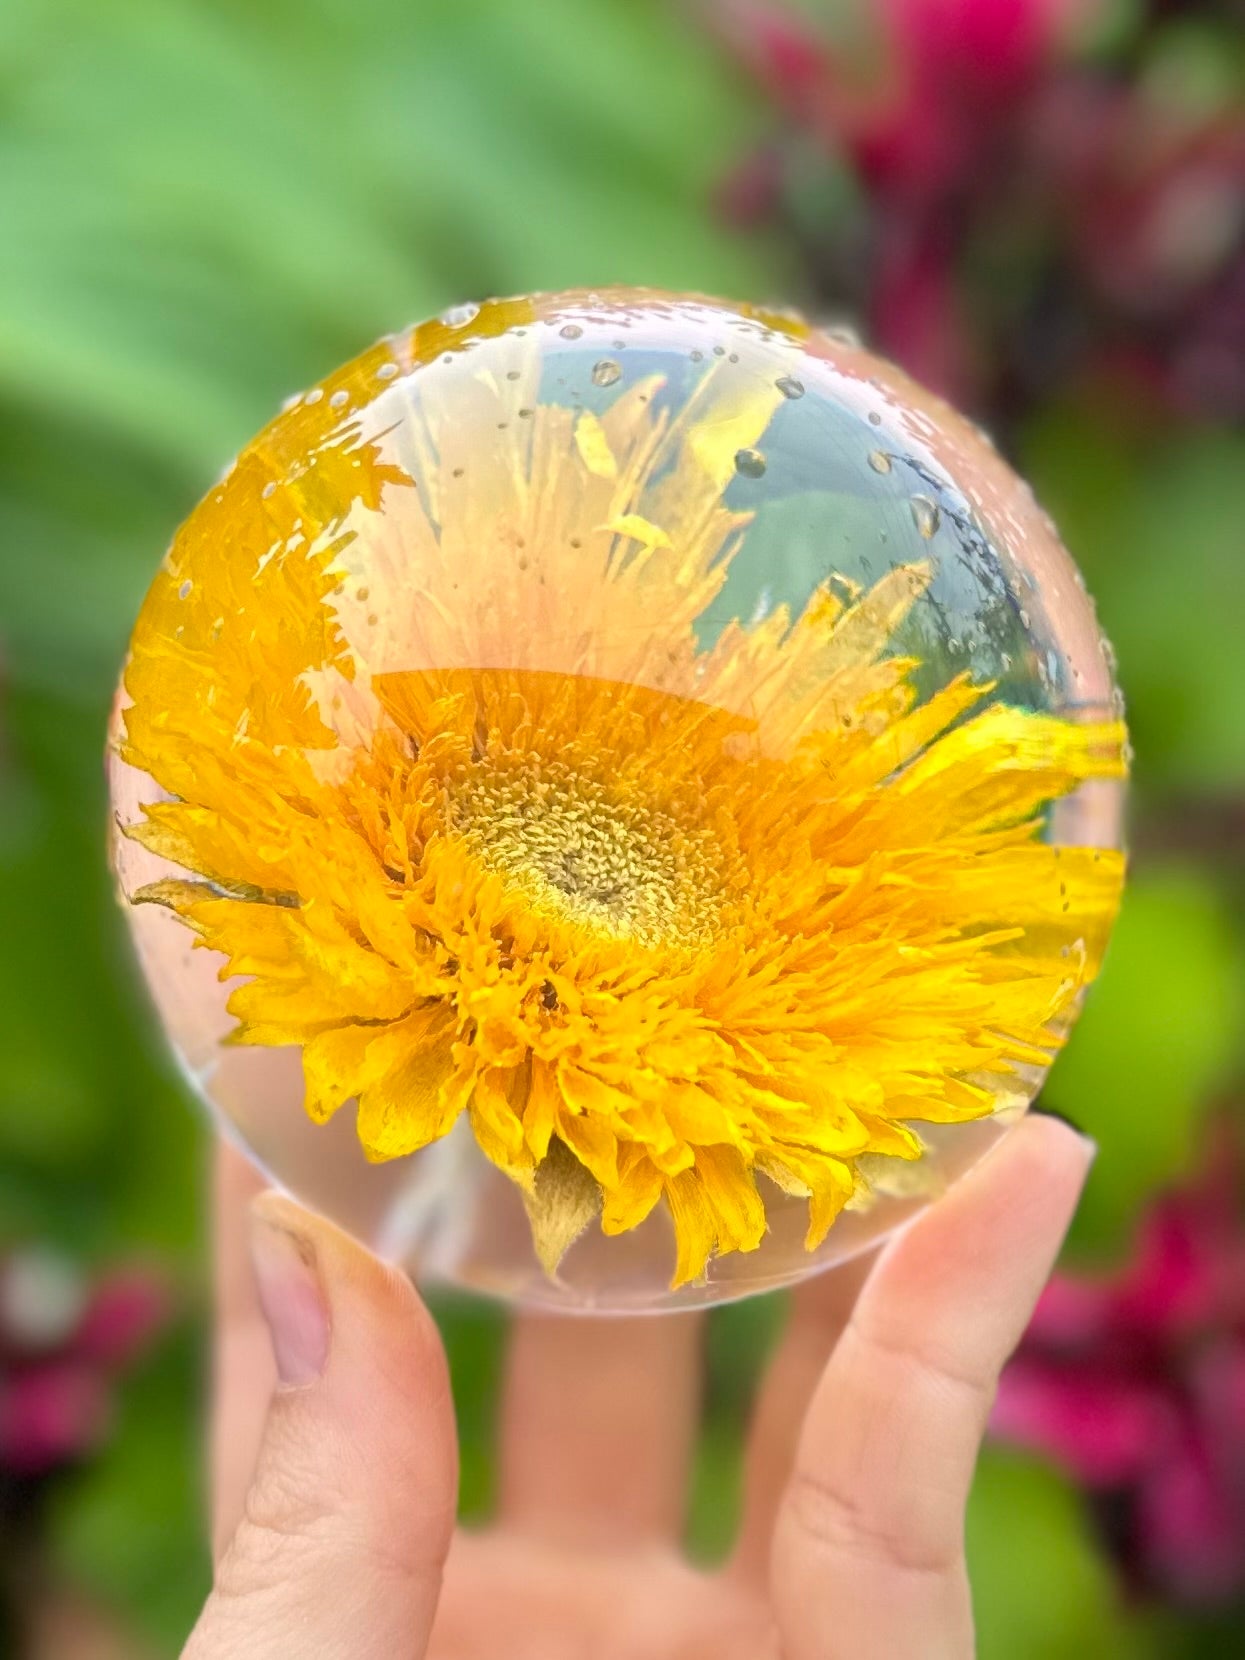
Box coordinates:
[498,1310,704,1547]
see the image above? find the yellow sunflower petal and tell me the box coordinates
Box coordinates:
[665,1167,719,1286]
[601,513,672,550]
[357,1035,460,1161]
[574,410,618,479]
[760,1146,856,1250]
[600,1146,665,1236]
[469,1067,533,1183]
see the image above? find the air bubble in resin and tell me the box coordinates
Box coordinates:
[109,288,1126,1312]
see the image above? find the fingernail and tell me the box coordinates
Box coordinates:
[249,1201,330,1387]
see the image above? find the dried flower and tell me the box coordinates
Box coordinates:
[117,298,1125,1283]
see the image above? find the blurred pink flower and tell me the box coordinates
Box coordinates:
[708,0,1245,423]
[992,1118,1245,1606]
[0,1365,111,1478]
[75,1270,170,1369]
[869,233,980,408]
[0,1250,171,1480]
[712,0,1083,206]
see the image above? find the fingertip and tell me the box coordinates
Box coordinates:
[247,1189,445,1378]
[194,1191,457,1659]
[247,1187,397,1308]
[854,1110,1097,1388]
[248,1196,331,1388]
[1001,1109,1097,1223]
[239,1190,456,1556]
[248,1185,326,1241]
[1024,1105,1098,1167]
[933,1108,1095,1237]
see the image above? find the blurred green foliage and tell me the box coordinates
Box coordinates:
[1023,412,1245,795]
[0,2,1241,1656]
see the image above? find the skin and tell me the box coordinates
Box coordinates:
[184,1113,1093,1659]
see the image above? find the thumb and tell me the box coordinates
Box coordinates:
[184,1192,458,1660]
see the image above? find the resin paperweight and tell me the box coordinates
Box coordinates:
[109,289,1126,1311]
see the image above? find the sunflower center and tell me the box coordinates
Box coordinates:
[452,756,723,947]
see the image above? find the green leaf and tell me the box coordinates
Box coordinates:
[969,1450,1158,1660]
[1021,411,1245,794]
[1046,866,1245,1256]
[0,0,787,694]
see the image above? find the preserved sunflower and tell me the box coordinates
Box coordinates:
[110,290,1126,1305]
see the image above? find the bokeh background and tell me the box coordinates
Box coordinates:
[1,1,1243,1654]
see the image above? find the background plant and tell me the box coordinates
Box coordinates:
[0,2,1241,1655]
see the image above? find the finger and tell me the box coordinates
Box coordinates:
[185,1192,458,1660]
[771,1115,1095,1660]
[209,1143,275,1560]
[498,1311,703,1545]
[732,1246,879,1577]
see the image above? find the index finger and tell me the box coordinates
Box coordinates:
[770,1114,1095,1660]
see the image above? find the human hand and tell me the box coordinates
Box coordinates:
[183,1114,1092,1659]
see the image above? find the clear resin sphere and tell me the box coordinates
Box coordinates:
[109,289,1126,1312]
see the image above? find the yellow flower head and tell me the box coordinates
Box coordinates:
[116,291,1126,1287]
